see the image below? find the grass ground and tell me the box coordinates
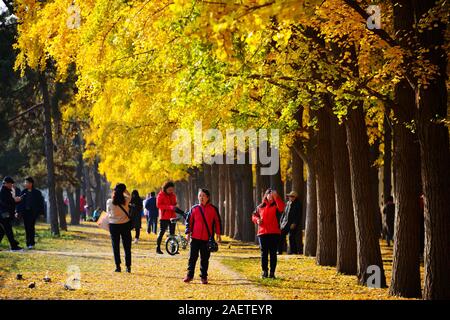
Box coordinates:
[0,221,422,300]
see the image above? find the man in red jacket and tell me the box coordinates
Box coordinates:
[183,188,221,284]
[156,181,178,254]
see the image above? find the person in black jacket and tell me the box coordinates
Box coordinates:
[278,191,302,255]
[129,190,143,244]
[0,176,23,251]
[16,177,45,249]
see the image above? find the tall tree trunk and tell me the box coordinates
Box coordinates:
[233,164,243,240]
[389,79,422,298]
[383,109,392,202]
[56,185,67,231]
[330,113,357,275]
[204,164,211,190]
[345,101,387,287]
[315,106,337,266]
[303,159,317,257]
[67,189,77,225]
[218,163,226,233]
[414,0,450,300]
[227,164,236,237]
[211,164,219,206]
[39,71,59,236]
[369,142,381,234]
[291,143,305,252]
[242,160,255,242]
[269,149,284,199]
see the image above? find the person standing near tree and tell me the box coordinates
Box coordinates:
[0,176,23,251]
[382,196,395,247]
[80,195,86,222]
[16,177,45,249]
[129,190,143,244]
[107,183,132,273]
[156,181,179,254]
[183,188,221,284]
[278,191,302,255]
[145,192,158,234]
[252,188,285,279]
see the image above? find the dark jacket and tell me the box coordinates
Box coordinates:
[185,203,221,241]
[0,185,16,217]
[280,199,302,232]
[144,197,158,218]
[17,188,45,218]
[129,197,143,225]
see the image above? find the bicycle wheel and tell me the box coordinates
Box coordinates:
[180,236,188,250]
[165,237,179,255]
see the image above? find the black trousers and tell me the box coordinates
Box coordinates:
[279,226,302,254]
[147,215,158,234]
[259,234,280,274]
[156,219,175,247]
[109,222,132,268]
[23,212,36,247]
[187,238,210,279]
[0,216,19,248]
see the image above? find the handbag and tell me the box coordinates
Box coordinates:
[197,205,218,253]
[96,211,109,231]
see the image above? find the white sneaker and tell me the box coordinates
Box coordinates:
[133,239,139,244]
[27,245,34,249]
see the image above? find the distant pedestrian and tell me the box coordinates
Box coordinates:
[80,195,86,221]
[0,176,23,251]
[129,190,143,244]
[279,191,302,254]
[382,195,395,247]
[16,177,45,249]
[252,188,285,279]
[145,192,158,234]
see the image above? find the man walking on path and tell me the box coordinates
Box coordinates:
[16,177,45,249]
[279,191,302,255]
[0,176,23,251]
[382,196,395,247]
[145,192,158,234]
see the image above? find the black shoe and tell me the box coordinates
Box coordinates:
[10,246,23,252]
[261,271,268,279]
[156,248,164,254]
[126,267,131,273]
[269,273,276,279]
[115,267,121,272]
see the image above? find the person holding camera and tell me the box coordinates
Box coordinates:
[0,176,23,251]
[252,188,285,279]
[183,188,222,284]
[106,183,132,273]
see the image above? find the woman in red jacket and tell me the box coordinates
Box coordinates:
[183,188,222,284]
[156,181,178,254]
[252,188,285,279]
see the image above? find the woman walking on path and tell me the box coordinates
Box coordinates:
[129,190,143,244]
[184,188,222,284]
[252,188,285,279]
[107,183,132,273]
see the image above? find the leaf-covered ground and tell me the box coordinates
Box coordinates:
[0,221,421,300]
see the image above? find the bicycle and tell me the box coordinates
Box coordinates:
[165,214,188,255]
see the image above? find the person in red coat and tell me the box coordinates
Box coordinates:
[183,188,222,284]
[156,181,178,254]
[252,188,285,279]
